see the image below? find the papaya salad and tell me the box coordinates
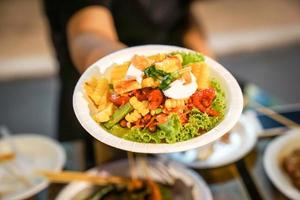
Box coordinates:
[84,51,226,144]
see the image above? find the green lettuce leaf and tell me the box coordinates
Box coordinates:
[158,114,181,143]
[210,79,226,113]
[123,128,160,143]
[172,51,205,65]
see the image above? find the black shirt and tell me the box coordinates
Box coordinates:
[43,0,191,73]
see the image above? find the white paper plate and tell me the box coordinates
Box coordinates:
[55,159,212,200]
[263,129,300,200]
[73,45,243,153]
[0,134,66,200]
[160,111,258,168]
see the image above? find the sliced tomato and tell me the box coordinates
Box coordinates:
[206,108,219,117]
[148,89,164,110]
[190,88,218,116]
[109,92,130,106]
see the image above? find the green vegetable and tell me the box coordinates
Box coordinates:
[140,132,151,143]
[181,109,219,137]
[158,114,180,135]
[144,59,195,90]
[124,128,160,143]
[159,67,193,90]
[159,72,179,90]
[144,65,168,80]
[159,185,173,200]
[88,185,115,200]
[158,114,181,144]
[109,125,131,137]
[210,79,226,112]
[87,183,173,200]
[144,65,180,90]
[154,108,163,114]
[104,102,133,129]
[172,51,205,65]
[157,130,166,139]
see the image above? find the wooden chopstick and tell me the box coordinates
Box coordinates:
[38,170,135,186]
[0,152,15,162]
[127,151,138,181]
[252,101,300,129]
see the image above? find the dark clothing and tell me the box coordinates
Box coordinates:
[43,0,191,141]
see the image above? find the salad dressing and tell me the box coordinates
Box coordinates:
[163,72,197,99]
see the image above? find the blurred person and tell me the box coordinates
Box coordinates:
[43,0,214,166]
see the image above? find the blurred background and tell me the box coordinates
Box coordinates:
[1,0,300,156]
[1,0,300,199]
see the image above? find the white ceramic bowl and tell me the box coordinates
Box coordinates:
[263,129,300,200]
[0,134,66,200]
[73,45,243,153]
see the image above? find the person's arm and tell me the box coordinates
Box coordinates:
[67,6,126,73]
[183,24,215,58]
[183,5,215,59]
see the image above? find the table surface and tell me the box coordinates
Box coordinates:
[27,131,291,200]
